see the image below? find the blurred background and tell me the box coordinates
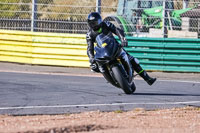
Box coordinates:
[0,0,199,38]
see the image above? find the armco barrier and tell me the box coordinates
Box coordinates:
[0,30,200,72]
[124,37,200,72]
[0,30,90,67]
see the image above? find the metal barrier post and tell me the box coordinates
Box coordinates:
[183,0,189,9]
[162,0,168,38]
[96,0,101,14]
[31,0,37,32]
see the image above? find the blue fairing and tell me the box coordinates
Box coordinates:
[94,32,119,61]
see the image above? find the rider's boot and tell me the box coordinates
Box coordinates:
[129,57,156,86]
[138,70,156,85]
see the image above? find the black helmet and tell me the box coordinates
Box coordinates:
[87,12,102,31]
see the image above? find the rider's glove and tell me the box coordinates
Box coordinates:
[90,63,97,70]
[89,58,99,72]
[121,38,128,47]
[90,63,100,73]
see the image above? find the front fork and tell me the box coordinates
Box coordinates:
[96,50,133,84]
[118,50,133,82]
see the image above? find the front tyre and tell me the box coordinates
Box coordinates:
[111,65,133,94]
[131,82,136,93]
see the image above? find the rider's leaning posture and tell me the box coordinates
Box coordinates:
[86,12,156,86]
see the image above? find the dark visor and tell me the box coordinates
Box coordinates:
[88,21,99,28]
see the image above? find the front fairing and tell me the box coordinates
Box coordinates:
[94,32,120,62]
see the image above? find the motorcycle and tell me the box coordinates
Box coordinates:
[93,33,136,94]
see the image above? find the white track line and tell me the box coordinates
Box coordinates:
[158,79,200,84]
[0,101,199,110]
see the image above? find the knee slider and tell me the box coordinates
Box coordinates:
[134,58,140,64]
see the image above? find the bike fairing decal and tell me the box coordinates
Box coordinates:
[102,43,108,47]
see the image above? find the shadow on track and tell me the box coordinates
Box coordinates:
[134,93,200,97]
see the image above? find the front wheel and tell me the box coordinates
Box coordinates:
[111,65,133,94]
[131,82,136,93]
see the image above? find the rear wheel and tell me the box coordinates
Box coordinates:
[111,65,133,94]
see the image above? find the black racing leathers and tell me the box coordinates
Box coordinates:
[86,21,142,74]
[86,21,156,85]
[86,21,126,61]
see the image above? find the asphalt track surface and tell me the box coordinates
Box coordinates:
[0,63,200,115]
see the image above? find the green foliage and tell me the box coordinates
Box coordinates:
[0,0,53,18]
[0,0,118,20]
[37,0,53,4]
[0,0,20,18]
[44,0,96,21]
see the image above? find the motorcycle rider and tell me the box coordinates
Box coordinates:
[86,12,156,86]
